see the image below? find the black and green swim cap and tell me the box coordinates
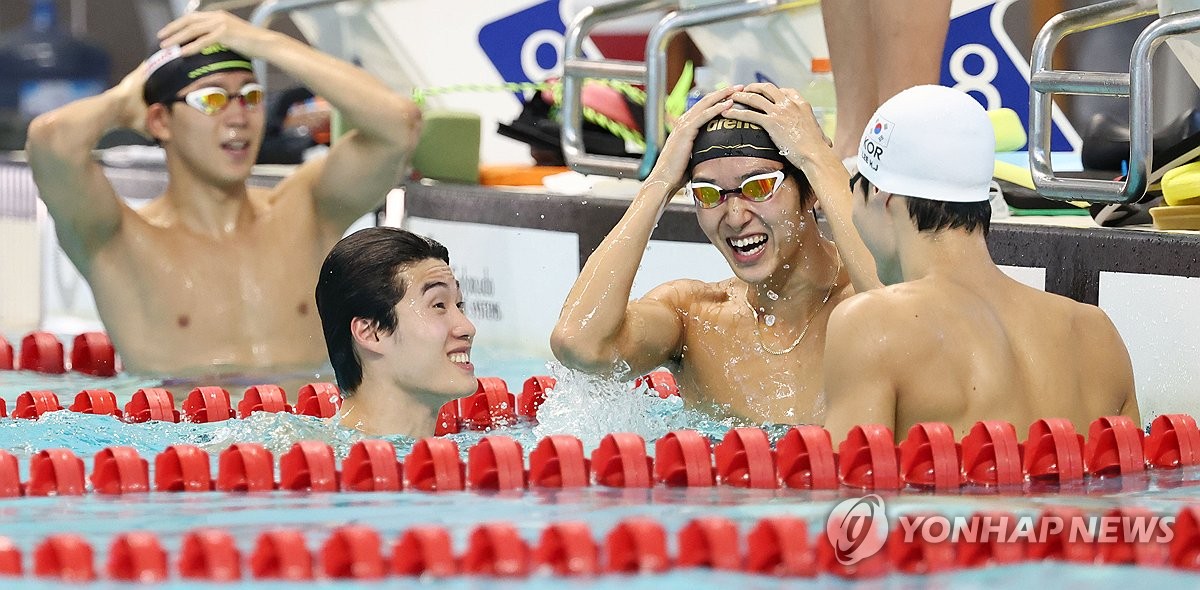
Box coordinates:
[142,44,254,105]
[689,116,789,171]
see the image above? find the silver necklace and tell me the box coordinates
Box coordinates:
[744,259,842,355]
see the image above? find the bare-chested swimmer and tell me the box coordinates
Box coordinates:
[821,85,1139,442]
[315,227,476,437]
[552,84,879,424]
[26,11,420,376]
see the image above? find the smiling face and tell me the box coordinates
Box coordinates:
[373,258,478,401]
[692,156,813,285]
[151,70,265,186]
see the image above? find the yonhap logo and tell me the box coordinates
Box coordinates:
[826,495,889,565]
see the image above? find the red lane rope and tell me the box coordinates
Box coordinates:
[3,508,1199,581]
[0,412,1189,496]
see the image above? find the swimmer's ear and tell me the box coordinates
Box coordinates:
[145,103,172,144]
[350,317,385,352]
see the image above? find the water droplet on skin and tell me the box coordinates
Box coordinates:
[540,214,545,219]
[764,314,776,327]
[767,290,779,301]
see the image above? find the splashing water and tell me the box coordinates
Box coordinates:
[530,362,737,453]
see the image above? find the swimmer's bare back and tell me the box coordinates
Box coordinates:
[824,273,1137,442]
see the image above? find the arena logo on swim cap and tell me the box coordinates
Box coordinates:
[825,494,889,565]
[705,119,764,132]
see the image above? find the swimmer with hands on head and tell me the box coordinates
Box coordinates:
[552,84,878,424]
[26,11,421,376]
[316,228,476,437]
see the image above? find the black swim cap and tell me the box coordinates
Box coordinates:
[688,115,789,171]
[143,44,254,105]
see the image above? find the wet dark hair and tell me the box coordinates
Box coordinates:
[315,227,450,394]
[851,172,990,235]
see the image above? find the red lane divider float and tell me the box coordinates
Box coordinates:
[6,507,1200,581]
[296,383,341,418]
[777,425,838,490]
[392,527,456,577]
[655,429,714,487]
[280,441,338,492]
[1146,414,1200,469]
[592,433,653,488]
[0,335,13,371]
[528,434,589,488]
[2,331,118,375]
[715,427,777,489]
[341,440,403,492]
[107,532,168,583]
[239,385,293,418]
[250,530,313,580]
[19,332,64,375]
[462,523,530,577]
[155,445,212,492]
[125,388,180,423]
[321,526,386,579]
[179,529,240,582]
[534,522,598,575]
[70,332,117,377]
[14,390,62,419]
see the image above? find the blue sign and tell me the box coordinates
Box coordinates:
[942,2,1077,152]
[479,0,567,96]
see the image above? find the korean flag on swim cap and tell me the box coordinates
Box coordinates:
[857,85,995,203]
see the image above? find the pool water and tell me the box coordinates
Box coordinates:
[2,353,1200,587]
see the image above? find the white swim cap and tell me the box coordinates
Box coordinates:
[857,85,995,203]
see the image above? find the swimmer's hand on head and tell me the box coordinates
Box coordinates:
[644,85,743,195]
[725,83,835,170]
[112,62,151,137]
[157,11,273,58]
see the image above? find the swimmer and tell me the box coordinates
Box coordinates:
[552,84,879,424]
[315,227,476,437]
[25,11,421,375]
[820,85,1139,443]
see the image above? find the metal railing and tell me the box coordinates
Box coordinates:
[561,0,816,180]
[1028,0,1200,203]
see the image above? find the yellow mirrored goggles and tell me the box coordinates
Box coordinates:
[171,83,265,116]
[687,170,786,209]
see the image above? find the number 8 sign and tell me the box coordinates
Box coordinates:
[943,0,1081,152]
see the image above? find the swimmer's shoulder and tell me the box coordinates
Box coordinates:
[827,285,936,356]
[643,278,728,301]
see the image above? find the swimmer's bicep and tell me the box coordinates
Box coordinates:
[37,160,125,263]
[614,285,690,374]
[307,130,404,225]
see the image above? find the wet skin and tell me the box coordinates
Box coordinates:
[338,259,478,437]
